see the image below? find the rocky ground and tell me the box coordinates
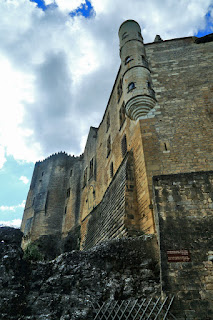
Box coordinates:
[0,227,160,320]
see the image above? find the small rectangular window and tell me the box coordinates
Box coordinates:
[121,134,127,157]
[117,78,123,102]
[89,158,94,179]
[66,188,70,198]
[119,102,126,130]
[106,113,110,132]
[83,167,87,187]
[110,162,114,178]
[107,135,111,158]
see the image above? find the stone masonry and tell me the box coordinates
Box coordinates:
[20,20,213,318]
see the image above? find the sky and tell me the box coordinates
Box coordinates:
[0,0,213,228]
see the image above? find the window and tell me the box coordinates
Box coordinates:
[89,158,94,179]
[121,134,127,157]
[107,135,111,158]
[125,56,132,64]
[66,188,70,198]
[128,82,136,92]
[147,80,155,99]
[110,162,114,178]
[106,113,110,132]
[122,32,128,40]
[117,78,123,102]
[147,81,151,90]
[70,169,72,177]
[119,102,126,130]
[83,167,87,187]
[41,171,44,176]
[64,206,67,215]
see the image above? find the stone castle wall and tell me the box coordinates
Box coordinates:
[81,152,140,250]
[21,153,81,248]
[21,24,213,253]
[153,170,213,319]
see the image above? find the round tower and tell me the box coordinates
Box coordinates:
[118,20,156,120]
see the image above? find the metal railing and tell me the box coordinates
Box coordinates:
[92,296,176,320]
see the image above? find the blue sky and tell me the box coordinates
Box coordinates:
[0,0,213,228]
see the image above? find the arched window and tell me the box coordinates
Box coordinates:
[128,82,136,92]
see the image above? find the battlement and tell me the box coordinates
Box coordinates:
[20,20,213,319]
[21,19,213,254]
[35,151,83,166]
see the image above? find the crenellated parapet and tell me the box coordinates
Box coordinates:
[35,151,83,166]
[118,20,156,120]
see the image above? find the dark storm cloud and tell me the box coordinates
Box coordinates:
[0,0,212,163]
[24,51,83,155]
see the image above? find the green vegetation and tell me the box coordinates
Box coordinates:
[23,243,44,262]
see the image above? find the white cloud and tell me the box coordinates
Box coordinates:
[44,0,86,12]
[0,219,22,228]
[0,0,212,168]
[0,200,26,212]
[56,0,86,12]
[0,145,6,169]
[19,176,29,184]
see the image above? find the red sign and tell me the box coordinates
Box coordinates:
[167,250,191,262]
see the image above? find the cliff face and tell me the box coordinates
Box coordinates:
[0,227,160,320]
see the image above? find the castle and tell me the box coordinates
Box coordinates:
[21,19,213,249]
[20,20,213,316]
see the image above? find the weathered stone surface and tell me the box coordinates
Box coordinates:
[0,227,160,320]
[21,23,213,250]
[0,227,27,319]
[153,171,213,319]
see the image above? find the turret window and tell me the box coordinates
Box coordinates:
[128,82,136,92]
[122,32,128,40]
[147,81,156,99]
[125,56,132,64]
[147,81,151,89]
